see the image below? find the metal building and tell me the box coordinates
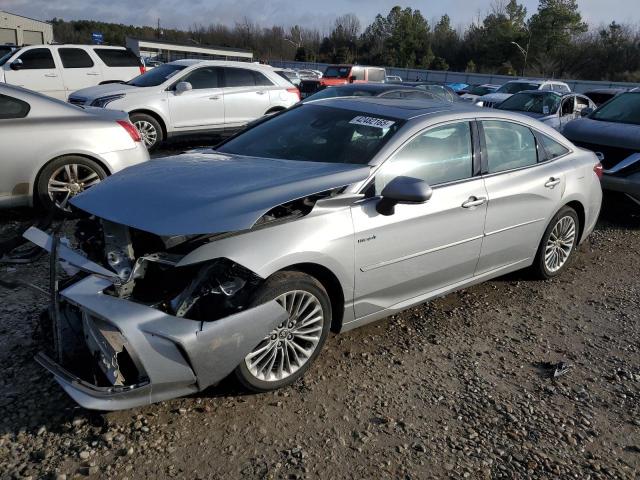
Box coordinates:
[126,37,253,63]
[0,11,53,46]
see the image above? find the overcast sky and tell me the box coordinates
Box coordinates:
[4,0,639,33]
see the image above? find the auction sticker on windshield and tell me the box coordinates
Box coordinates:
[349,116,396,129]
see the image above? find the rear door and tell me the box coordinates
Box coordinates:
[3,47,66,99]
[167,66,225,130]
[57,47,101,94]
[476,120,567,275]
[92,48,142,83]
[222,67,270,127]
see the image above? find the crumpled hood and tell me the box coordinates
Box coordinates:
[477,93,512,105]
[70,153,370,236]
[563,118,640,151]
[70,83,147,100]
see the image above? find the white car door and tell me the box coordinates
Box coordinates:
[351,121,487,318]
[222,67,270,127]
[57,47,102,95]
[3,48,66,99]
[167,66,225,130]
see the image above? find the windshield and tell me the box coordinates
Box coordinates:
[497,82,541,94]
[323,66,350,79]
[497,92,561,115]
[590,93,640,125]
[126,64,187,87]
[0,48,19,66]
[468,85,495,96]
[217,104,404,164]
[304,87,376,102]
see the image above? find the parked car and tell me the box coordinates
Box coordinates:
[27,96,601,410]
[582,88,630,106]
[402,82,463,103]
[0,84,148,212]
[385,75,403,83]
[0,45,145,101]
[301,83,437,102]
[298,64,386,98]
[446,82,469,92]
[68,60,301,151]
[297,69,323,80]
[563,91,640,207]
[273,68,301,86]
[459,84,500,102]
[475,79,571,108]
[495,91,596,132]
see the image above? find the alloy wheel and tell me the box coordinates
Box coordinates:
[544,215,576,273]
[133,120,158,148]
[47,163,102,212]
[244,290,324,382]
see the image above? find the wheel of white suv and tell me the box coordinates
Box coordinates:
[235,271,332,392]
[130,113,163,151]
[532,206,580,279]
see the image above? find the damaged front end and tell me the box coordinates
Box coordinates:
[25,220,287,411]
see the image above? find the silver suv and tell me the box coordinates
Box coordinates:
[68,60,300,150]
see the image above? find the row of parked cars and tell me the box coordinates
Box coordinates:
[2,50,638,411]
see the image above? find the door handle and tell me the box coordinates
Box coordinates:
[44,73,58,77]
[256,91,266,95]
[209,96,220,100]
[461,196,487,208]
[545,177,561,188]
[86,72,100,76]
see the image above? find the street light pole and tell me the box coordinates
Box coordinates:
[511,41,528,76]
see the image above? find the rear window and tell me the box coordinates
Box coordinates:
[59,48,94,68]
[94,48,140,67]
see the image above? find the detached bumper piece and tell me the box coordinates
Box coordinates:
[25,228,287,411]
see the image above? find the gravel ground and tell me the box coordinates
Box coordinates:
[0,198,638,480]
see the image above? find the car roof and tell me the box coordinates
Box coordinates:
[168,59,277,70]
[324,83,421,93]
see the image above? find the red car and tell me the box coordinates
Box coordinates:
[299,64,386,98]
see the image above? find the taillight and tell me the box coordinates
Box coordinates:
[287,87,300,100]
[593,162,603,179]
[139,64,146,75]
[117,120,142,142]
[593,161,603,179]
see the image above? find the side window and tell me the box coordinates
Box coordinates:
[374,122,473,194]
[539,134,570,160]
[482,121,537,173]
[59,48,94,68]
[575,96,590,111]
[0,94,30,119]
[540,83,552,91]
[367,68,385,82]
[253,71,273,86]
[224,68,256,87]
[93,48,140,67]
[561,98,574,115]
[181,67,220,89]
[16,48,55,69]
[350,67,365,81]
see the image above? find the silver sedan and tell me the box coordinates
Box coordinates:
[0,84,149,212]
[27,98,602,410]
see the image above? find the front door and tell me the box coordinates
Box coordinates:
[167,66,225,130]
[351,121,487,318]
[3,48,65,99]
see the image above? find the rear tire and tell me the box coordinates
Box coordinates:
[235,271,332,392]
[532,206,580,279]
[130,113,163,151]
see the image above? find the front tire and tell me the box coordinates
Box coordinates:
[130,113,163,151]
[235,271,332,392]
[532,206,580,279]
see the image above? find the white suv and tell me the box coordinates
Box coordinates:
[475,79,571,108]
[0,45,144,100]
[68,60,301,150]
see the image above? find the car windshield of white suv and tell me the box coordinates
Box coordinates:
[497,82,541,94]
[498,92,561,115]
[323,66,350,78]
[126,64,188,87]
[0,48,19,66]
[217,104,404,164]
[590,93,640,125]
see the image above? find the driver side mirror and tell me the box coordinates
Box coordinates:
[376,176,433,216]
[174,81,192,94]
[10,59,23,71]
[580,107,594,117]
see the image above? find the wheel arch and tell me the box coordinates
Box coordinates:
[564,200,586,243]
[279,262,345,333]
[32,153,111,207]
[129,109,167,139]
